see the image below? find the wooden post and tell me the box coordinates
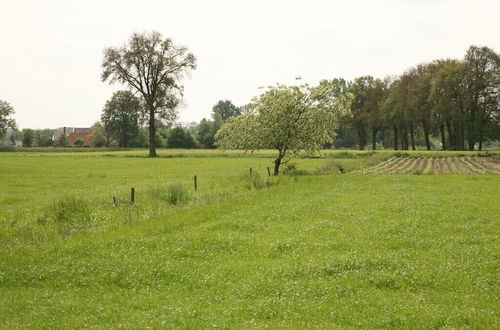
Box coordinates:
[194,175,198,191]
[112,196,116,205]
[267,167,271,176]
[130,188,135,203]
[249,168,253,176]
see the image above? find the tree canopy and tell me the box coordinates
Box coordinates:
[0,100,16,139]
[216,83,352,174]
[212,100,241,123]
[102,31,196,157]
[101,90,141,148]
[167,127,197,149]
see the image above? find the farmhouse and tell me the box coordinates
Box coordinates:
[67,132,93,147]
[53,127,93,147]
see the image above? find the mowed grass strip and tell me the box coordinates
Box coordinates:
[0,175,499,328]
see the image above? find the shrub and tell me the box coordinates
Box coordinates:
[50,196,91,224]
[282,163,309,176]
[242,173,275,190]
[166,184,191,205]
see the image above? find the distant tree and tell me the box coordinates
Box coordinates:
[34,129,55,147]
[101,90,141,148]
[8,129,21,147]
[216,83,352,175]
[22,129,34,147]
[102,31,197,157]
[90,122,108,147]
[348,76,376,150]
[183,130,197,149]
[166,126,197,148]
[430,60,469,150]
[196,118,217,148]
[74,138,84,147]
[0,100,16,139]
[212,100,241,123]
[362,78,387,150]
[463,45,500,150]
[54,134,68,147]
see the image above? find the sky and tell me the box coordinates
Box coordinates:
[1,0,499,129]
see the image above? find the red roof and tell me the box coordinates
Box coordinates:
[68,132,93,147]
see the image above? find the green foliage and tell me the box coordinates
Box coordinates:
[282,163,309,175]
[74,138,84,147]
[166,183,191,205]
[0,100,16,138]
[241,172,276,190]
[21,129,34,147]
[34,129,55,147]
[101,31,197,157]
[216,83,352,174]
[212,99,241,123]
[54,134,68,147]
[90,122,107,147]
[196,118,218,149]
[167,127,198,148]
[101,90,141,148]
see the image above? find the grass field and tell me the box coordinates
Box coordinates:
[0,149,499,328]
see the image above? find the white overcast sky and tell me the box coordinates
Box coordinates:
[1,0,499,129]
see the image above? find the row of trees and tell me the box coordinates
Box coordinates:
[336,45,499,151]
[92,91,242,149]
[2,31,498,155]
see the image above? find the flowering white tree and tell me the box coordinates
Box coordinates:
[216,82,352,175]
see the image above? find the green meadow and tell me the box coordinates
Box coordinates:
[0,150,499,328]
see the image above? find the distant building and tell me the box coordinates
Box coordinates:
[68,132,93,147]
[53,127,93,147]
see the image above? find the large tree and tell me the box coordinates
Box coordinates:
[166,126,197,149]
[22,129,34,147]
[0,100,16,139]
[463,45,500,150]
[102,31,196,157]
[348,76,376,150]
[101,90,141,148]
[216,83,352,175]
[212,100,241,123]
[196,118,217,149]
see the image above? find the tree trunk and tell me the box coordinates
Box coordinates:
[459,125,466,151]
[148,108,157,157]
[467,122,475,150]
[439,123,446,150]
[393,126,398,150]
[401,126,409,150]
[422,120,431,150]
[357,127,366,150]
[409,122,416,151]
[446,121,455,150]
[273,158,281,176]
[371,127,378,150]
[478,128,483,151]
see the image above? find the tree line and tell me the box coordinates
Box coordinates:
[334,45,499,151]
[1,31,498,152]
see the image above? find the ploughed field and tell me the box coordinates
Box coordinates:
[364,156,500,174]
[0,149,499,328]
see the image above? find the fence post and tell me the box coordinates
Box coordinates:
[249,168,253,176]
[130,188,135,203]
[267,167,271,177]
[194,175,198,191]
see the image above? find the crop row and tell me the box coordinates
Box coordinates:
[364,157,500,174]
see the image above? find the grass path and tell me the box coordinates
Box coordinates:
[1,175,499,328]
